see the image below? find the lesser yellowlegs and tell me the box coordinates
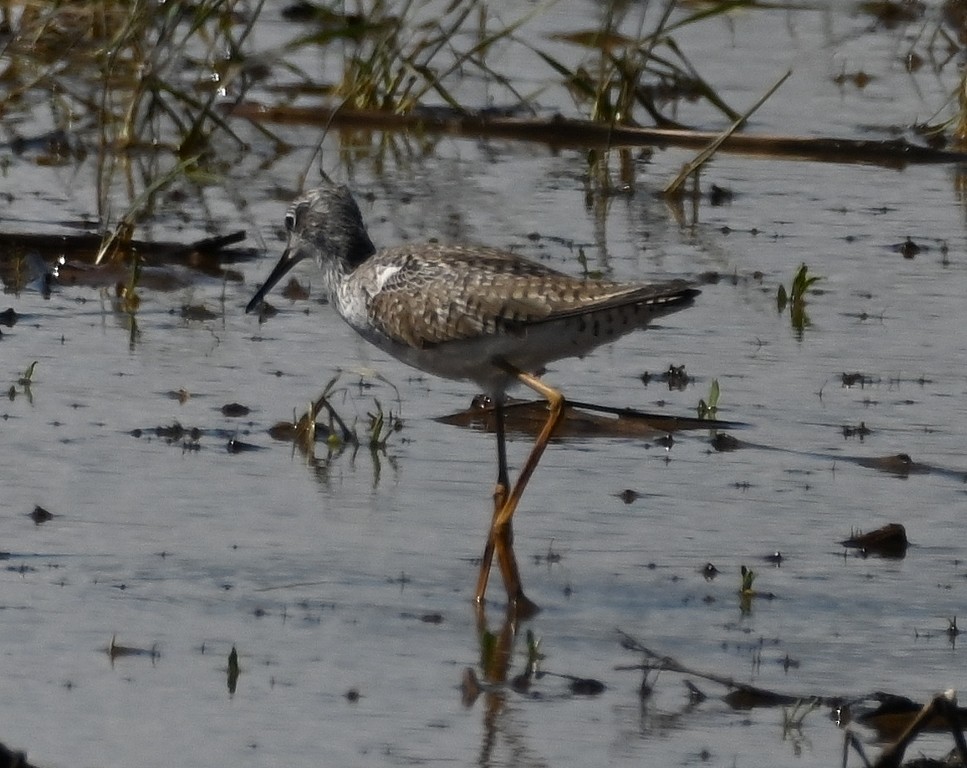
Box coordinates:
[246,178,699,615]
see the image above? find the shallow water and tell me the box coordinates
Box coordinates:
[3,2,967,767]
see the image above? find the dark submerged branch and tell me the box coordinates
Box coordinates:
[230,102,967,168]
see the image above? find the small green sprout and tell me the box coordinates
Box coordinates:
[524,629,545,671]
[740,565,757,596]
[777,264,822,333]
[366,398,402,450]
[18,361,38,386]
[948,617,960,638]
[698,378,719,419]
[781,699,820,738]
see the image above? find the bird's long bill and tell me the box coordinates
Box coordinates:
[245,245,306,314]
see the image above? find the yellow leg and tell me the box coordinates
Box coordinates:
[491,370,566,532]
[475,473,539,618]
[474,367,566,617]
[473,479,506,605]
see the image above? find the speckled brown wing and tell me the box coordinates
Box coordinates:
[360,244,684,349]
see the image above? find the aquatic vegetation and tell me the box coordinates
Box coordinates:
[326,0,536,115]
[540,1,739,127]
[913,68,967,149]
[619,629,967,767]
[17,360,38,386]
[7,360,37,402]
[664,70,791,198]
[114,251,141,316]
[524,629,544,670]
[777,263,822,334]
[697,378,719,420]
[0,0,955,269]
[777,263,822,310]
[366,398,402,450]
[739,564,756,595]
[270,374,401,464]
[0,0,271,257]
[781,699,820,743]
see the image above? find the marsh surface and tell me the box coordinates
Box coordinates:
[2,2,967,766]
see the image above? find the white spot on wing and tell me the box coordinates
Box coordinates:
[373,264,402,293]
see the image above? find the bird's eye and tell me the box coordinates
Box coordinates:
[285,200,310,233]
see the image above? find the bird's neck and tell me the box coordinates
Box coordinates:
[317,256,355,302]
[317,227,375,302]
[345,226,376,269]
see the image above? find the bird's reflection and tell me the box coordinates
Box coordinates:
[464,595,548,768]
